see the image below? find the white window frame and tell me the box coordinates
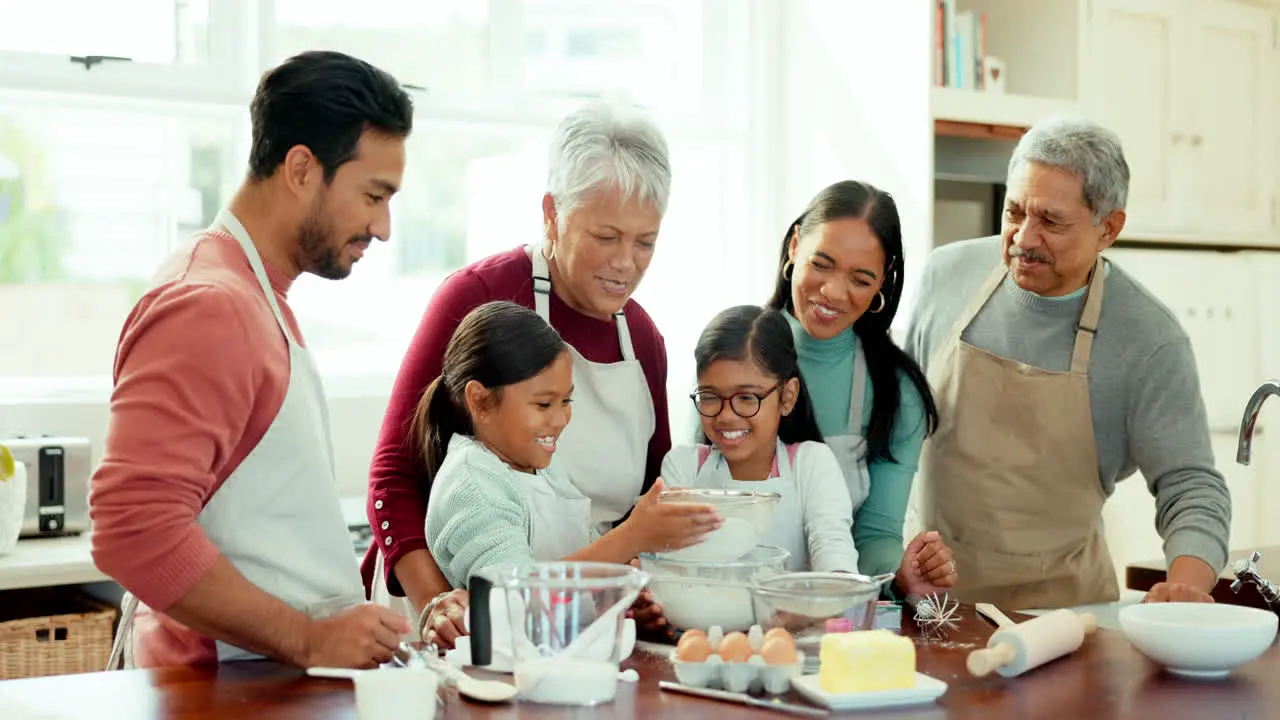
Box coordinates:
[0,0,772,404]
[0,0,262,106]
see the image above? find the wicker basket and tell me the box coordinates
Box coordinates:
[0,587,118,679]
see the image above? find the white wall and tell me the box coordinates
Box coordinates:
[776,0,935,336]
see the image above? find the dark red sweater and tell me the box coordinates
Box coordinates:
[361,245,671,596]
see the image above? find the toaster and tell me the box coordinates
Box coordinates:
[1,435,91,537]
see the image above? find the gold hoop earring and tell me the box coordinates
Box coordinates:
[782,260,794,281]
[870,292,886,314]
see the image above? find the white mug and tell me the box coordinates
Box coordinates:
[354,667,439,720]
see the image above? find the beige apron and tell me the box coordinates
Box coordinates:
[918,256,1119,610]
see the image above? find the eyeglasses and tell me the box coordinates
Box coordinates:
[690,381,784,419]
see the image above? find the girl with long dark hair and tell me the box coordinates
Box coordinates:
[416,301,720,649]
[663,304,953,596]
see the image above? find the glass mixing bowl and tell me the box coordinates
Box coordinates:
[639,545,790,632]
[749,571,893,671]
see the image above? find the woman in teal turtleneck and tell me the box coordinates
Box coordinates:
[766,180,951,588]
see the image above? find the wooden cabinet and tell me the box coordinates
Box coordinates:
[1188,1,1277,238]
[1085,0,1277,243]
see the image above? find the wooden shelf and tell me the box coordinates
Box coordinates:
[934,119,1025,141]
[931,86,1078,128]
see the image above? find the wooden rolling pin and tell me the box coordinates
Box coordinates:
[967,608,1098,678]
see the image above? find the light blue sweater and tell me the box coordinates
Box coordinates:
[425,434,586,588]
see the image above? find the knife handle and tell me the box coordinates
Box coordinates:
[975,602,1017,628]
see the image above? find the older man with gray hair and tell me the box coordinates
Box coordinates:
[904,116,1230,610]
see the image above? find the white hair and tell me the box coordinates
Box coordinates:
[1008,116,1130,223]
[545,99,672,232]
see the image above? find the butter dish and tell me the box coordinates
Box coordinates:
[790,673,948,711]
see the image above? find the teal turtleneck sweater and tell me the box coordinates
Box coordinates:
[782,311,928,577]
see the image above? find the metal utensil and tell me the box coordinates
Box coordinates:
[659,680,829,717]
[394,643,517,703]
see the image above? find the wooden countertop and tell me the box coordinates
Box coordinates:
[1126,546,1280,609]
[2,605,1278,719]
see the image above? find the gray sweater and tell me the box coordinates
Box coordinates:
[904,236,1231,573]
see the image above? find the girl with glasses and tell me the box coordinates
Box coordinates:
[662,305,955,597]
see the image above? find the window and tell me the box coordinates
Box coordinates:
[0,97,244,383]
[0,0,240,105]
[632,139,753,442]
[288,123,549,390]
[0,0,761,406]
[271,0,490,95]
[0,0,210,65]
[522,1,700,110]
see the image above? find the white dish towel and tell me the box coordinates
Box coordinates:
[444,589,637,673]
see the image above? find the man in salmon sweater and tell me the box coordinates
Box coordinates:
[90,51,415,669]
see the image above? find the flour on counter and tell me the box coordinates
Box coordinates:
[515,658,619,705]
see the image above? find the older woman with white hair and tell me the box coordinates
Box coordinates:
[361,100,718,647]
[904,115,1231,611]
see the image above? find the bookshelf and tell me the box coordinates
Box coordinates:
[928,0,1087,248]
[930,0,1084,127]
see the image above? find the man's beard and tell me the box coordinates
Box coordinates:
[297,199,369,281]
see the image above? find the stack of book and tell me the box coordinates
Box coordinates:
[934,1,999,92]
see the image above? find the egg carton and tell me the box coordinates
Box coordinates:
[668,625,805,695]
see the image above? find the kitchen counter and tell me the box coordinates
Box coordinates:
[0,497,372,593]
[2,605,1277,719]
[1127,546,1280,610]
[0,535,105,591]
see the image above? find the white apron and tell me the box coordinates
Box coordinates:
[520,464,594,560]
[107,210,364,669]
[822,341,872,515]
[369,242,654,630]
[531,243,655,531]
[694,440,807,570]
[371,542,417,641]
[460,453,599,670]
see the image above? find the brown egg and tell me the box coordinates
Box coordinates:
[760,636,798,665]
[675,633,713,662]
[677,629,707,649]
[763,627,795,647]
[717,631,753,663]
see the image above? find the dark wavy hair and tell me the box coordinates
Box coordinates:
[766,180,938,463]
[248,50,414,182]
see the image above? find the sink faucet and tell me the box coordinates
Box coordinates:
[1237,379,1280,465]
[1231,551,1280,613]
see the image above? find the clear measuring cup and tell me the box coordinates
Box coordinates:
[468,562,649,706]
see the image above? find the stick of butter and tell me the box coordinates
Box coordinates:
[819,629,916,694]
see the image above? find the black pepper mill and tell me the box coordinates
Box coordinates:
[1230,551,1280,613]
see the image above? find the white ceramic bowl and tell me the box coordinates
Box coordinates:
[657,489,780,563]
[1118,602,1278,679]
